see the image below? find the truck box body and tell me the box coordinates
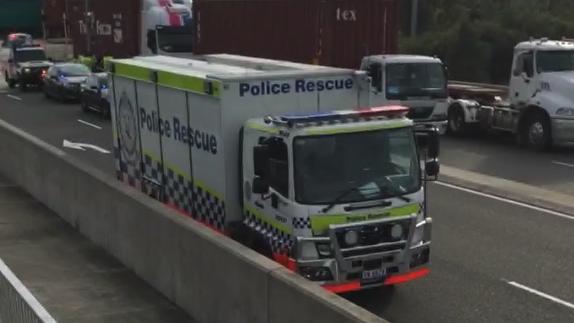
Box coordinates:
[193,0,399,69]
[110,55,370,230]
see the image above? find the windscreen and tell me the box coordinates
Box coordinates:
[59,64,91,77]
[294,127,420,205]
[386,63,447,99]
[157,26,193,53]
[536,50,574,73]
[14,49,46,62]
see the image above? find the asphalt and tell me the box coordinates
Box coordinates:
[1,83,574,322]
[0,174,194,323]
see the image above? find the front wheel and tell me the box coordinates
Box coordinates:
[520,113,552,151]
[447,105,467,136]
[7,75,16,89]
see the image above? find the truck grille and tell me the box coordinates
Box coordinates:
[335,220,411,249]
[407,106,434,120]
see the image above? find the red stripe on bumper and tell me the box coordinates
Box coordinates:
[323,281,361,294]
[384,267,430,285]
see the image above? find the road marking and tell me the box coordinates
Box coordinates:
[62,139,110,154]
[504,280,574,310]
[77,119,102,130]
[552,161,574,168]
[6,94,22,101]
[435,181,574,221]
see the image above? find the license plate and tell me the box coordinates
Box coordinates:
[361,268,386,282]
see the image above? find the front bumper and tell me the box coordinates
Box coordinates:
[552,118,574,145]
[414,119,448,135]
[18,72,44,85]
[61,85,82,100]
[295,215,432,293]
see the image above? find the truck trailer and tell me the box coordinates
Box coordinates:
[109,54,440,292]
[447,39,574,149]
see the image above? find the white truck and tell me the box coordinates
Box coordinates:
[361,55,449,134]
[447,38,574,149]
[141,0,193,56]
[0,43,53,90]
[109,54,440,292]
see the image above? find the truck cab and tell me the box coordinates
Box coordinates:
[141,0,193,56]
[447,39,574,149]
[242,107,438,291]
[508,39,574,147]
[361,55,449,134]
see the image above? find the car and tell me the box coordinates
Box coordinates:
[43,63,90,101]
[80,73,110,118]
[1,44,52,90]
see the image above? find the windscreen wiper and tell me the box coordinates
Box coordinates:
[321,185,367,213]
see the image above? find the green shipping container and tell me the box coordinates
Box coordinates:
[0,0,41,32]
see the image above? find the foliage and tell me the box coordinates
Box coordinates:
[399,0,574,83]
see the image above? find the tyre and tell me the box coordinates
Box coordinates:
[7,74,16,89]
[447,105,467,136]
[519,112,552,151]
[81,101,89,113]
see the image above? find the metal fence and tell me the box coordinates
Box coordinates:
[0,258,56,323]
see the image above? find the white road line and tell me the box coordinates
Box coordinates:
[504,280,574,310]
[552,161,574,168]
[6,94,22,101]
[435,181,574,221]
[77,119,102,130]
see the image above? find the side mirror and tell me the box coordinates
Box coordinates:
[253,145,269,177]
[425,160,440,178]
[252,177,269,194]
[427,129,440,159]
[415,127,440,160]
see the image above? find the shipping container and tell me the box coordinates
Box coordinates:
[193,0,399,69]
[0,0,42,36]
[42,0,67,38]
[52,0,141,58]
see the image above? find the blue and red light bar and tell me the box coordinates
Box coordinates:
[276,105,409,127]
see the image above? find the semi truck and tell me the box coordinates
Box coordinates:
[447,38,574,150]
[109,54,440,292]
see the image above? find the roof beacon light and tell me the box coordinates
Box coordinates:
[273,105,409,128]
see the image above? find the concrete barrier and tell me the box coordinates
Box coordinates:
[0,119,387,323]
[0,258,57,323]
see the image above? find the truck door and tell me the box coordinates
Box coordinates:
[509,50,536,107]
[364,61,384,104]
[243,127,295,256]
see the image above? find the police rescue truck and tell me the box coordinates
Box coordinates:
[109,55,439,292]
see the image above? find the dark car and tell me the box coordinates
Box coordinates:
[80,73,110,118]
[43,63,90,101]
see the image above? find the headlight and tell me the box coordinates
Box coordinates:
[24,68,31,73]
[300,241,318,260]
[344,230,359,246]
[390,223,404,240]
[556,108,574,117]
[411,212,425,247]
